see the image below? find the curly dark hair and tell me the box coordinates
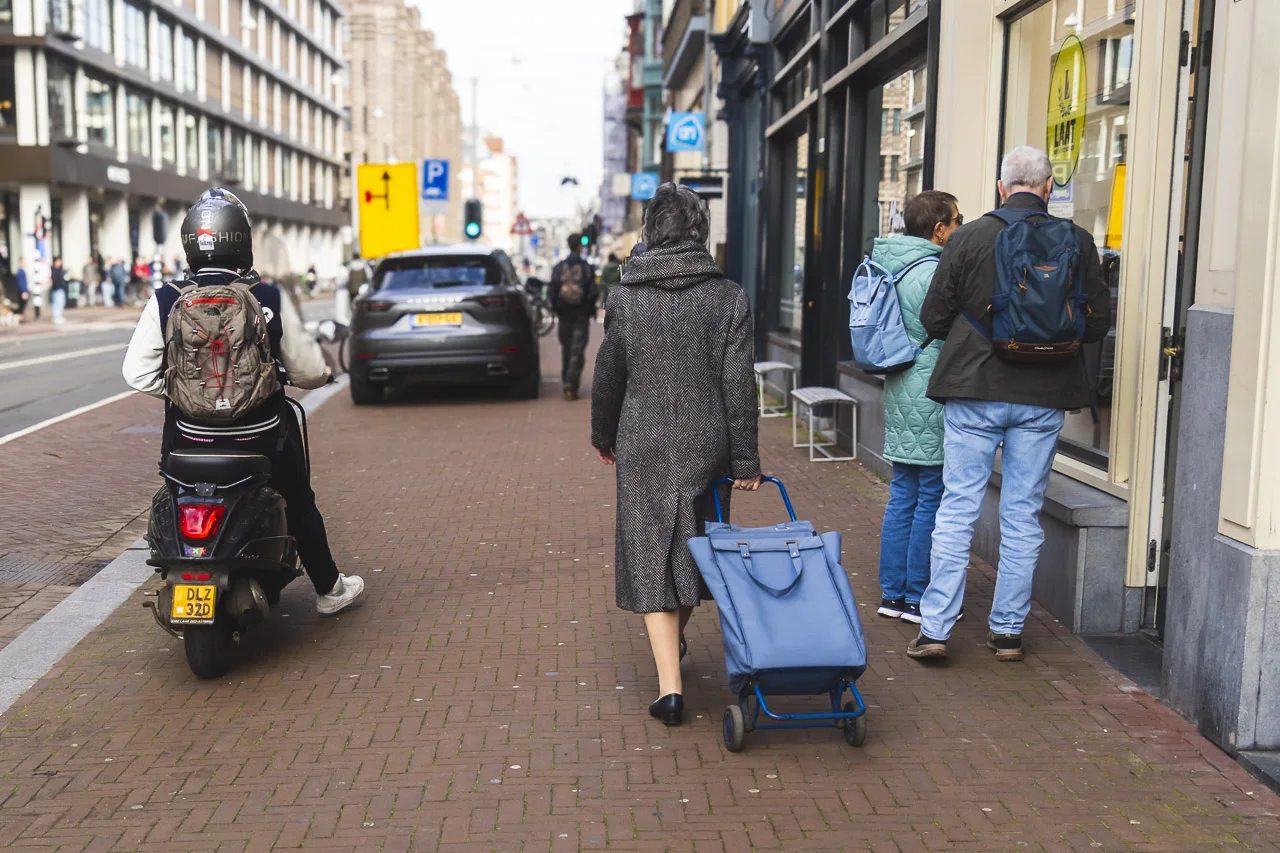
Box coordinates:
[642,182,710,247]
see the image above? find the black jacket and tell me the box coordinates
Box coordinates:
[549,254,597,316]
[920,192,1111,411]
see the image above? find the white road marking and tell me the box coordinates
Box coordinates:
[0,390,137,447]
[0,374,350,714]
[0,342,129,372]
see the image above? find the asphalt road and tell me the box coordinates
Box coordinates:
[0,297,338,440]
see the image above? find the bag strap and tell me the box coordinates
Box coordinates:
[893,256,940,282]
[737,541,804,597]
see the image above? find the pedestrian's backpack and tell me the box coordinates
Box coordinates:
[557,260,587,306]
[847,256,939,374]
[163,277,280,424]
[966,208,1089,362]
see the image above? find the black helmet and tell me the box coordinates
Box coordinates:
[180,187,253,272]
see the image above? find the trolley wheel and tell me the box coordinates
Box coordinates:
[723,705,747,753]
[842,701,867,747]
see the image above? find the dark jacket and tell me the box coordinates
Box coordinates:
[50,266,67,292]
[549,254,596,316]
[920,192,1111,411]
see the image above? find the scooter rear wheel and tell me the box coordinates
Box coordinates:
[184,613,238,679]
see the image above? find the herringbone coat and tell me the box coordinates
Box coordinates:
[591,242,761,613]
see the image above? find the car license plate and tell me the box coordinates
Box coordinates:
[171,584,216,624]
[413,312,463,327]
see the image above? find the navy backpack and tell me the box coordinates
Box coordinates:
[966,208,1089,362]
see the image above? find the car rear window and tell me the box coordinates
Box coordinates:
[375,256,502,290]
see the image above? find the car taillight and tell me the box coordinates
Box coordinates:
[179,504,226,539]
[474,294,515,308]
[355,301,392,312]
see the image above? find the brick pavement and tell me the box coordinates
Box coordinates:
[0,334,1276,852]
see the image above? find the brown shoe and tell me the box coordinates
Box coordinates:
[564,390,579,401]
[986,631,1024,661]
[906,632,947,660]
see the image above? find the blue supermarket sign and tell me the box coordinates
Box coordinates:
[666,112,705,153]
[631,172,659,200]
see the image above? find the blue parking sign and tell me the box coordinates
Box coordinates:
[666,112,705,153]
[631,172,659,200]
[422,159,449,201]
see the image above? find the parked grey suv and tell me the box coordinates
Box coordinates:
[348,245,541,404]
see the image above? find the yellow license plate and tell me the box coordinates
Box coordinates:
[413,312,463,327]
[171,584,216,623]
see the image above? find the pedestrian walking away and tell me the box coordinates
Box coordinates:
[597,252,622,317]
[49,257,68,323]
[872,190,960,626]
[907,146,1111,662]
[549,233,597,400]
[592,181,762,727]
[122,187,366,617]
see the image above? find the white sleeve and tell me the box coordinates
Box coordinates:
[121,296,167,398]
[278,294,330,390]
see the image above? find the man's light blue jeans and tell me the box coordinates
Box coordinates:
[920,399,1064,641]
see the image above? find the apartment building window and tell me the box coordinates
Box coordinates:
[182,35,197,91]
[184,113,198,172]
[157,104,176,163]
[299,44,308,88]
[125,91,151,157]
[282,149,292,195]
[230,59,244,112]
[206,46,223,103]
[205,0,220,27]
[228,0,241,42]
[0,0,13,25]
[85,0,112,53]
[123,3,148,70]
[85,76,115,147]
[247,135,259,187]
[228,130,245,182]
[0,50,14,138]
[157,20,175,83]
[47,60,74,139]
[206,120,224,178]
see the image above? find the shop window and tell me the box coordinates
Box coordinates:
[184,113,199,173]
[85,76,115,148]
[0,49,14,138]
[123,3,148,70]
[47,61,74,139]
[157,104,176,164]
[125,92,150,158]
[157,20,175,83]
[84,0,112,53]
[774,132,808,336]
[1003,2,1137,462]
[863,61,929,248]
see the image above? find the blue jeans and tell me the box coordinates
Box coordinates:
[878,462,943,604]
[50,288,66,322]
[920,399,1064,640]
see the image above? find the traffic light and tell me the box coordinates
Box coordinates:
[579,233,589,248]
[463,198,482,240]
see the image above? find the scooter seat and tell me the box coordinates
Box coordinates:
[163,450,273,484]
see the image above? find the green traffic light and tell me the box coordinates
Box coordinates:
[465,223,481,238]
[580,235,589,246]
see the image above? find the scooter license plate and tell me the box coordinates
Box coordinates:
[171,584,216,624]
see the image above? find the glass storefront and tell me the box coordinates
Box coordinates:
[864,62,929,254]
[1004,1,1136,462]
[775,132,808,336]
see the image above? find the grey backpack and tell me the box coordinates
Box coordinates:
[163,278,279,424]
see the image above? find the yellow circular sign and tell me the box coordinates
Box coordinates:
[1046,35,1087,187]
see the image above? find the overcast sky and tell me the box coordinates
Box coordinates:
[412,0,635,219]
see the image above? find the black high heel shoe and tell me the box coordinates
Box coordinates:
[648,693,684,726]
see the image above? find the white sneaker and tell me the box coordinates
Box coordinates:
[316,573,365,615]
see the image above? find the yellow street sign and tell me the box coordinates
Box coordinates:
[357,163,420,260]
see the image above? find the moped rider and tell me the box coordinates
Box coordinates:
[122,188,365,615]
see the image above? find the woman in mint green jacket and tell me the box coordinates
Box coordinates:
[874,191,961,624]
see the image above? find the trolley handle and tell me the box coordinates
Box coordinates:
[712,476,797,524]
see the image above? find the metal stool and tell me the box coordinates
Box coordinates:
[754,361,796,418]
[791,386,858,462]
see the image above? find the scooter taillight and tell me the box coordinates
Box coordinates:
[179,504,225,539]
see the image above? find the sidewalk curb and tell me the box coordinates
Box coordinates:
[0,374,350,717]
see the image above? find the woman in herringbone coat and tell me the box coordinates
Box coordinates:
[591,183,761,727]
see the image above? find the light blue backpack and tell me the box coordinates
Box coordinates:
[847,256,939,374]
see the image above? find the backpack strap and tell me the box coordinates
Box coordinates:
[893,256,940,282]
[987,207,1050,227]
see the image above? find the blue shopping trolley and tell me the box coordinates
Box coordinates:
[688,476,868,752]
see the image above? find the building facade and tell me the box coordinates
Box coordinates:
[712,0,1280,767]
[345,0,462,245]
[0,0,348,286]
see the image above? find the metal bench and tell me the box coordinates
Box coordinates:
[791,386,857,463]
[753,361,796,418]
